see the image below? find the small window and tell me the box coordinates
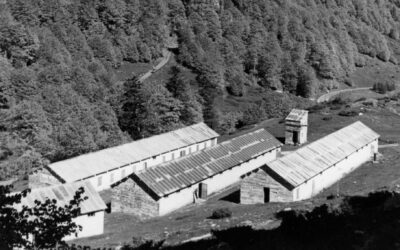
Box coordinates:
[162,155,166,163]
[180,150,186,157]
[189,147,192,154]
[144,161,148,170]
[211,139,216,147]
[97,176,102,187]
[204,142,207,148]
[110,173,114,183]
[196,144,200,151]
[171,153,175,160]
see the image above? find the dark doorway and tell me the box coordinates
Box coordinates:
[293,131,299,144]
[263,188,270,203]
[199,183,208,199]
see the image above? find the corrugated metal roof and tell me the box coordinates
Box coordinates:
[286,109,308,122]
[135,129,282,197]
[48,123,219,182]
[14,181,106,214]
[266,121,379,190]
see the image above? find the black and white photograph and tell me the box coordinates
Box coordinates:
[1,0,400,249]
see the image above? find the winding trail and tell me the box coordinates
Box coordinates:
[138,48,172,83]
[317,87,371,103]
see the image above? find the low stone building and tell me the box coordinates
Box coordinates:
[241,121,379,204]
[285,109,308,145]
[46,123,219,191]
[112,129,282,218]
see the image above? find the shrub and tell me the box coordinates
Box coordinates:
[322,116,332,121]
[330,96,350,105]
[373,82,396,94]
[210,208,232,219]
[217,112,242,134]
[226,81,244,97]
[308,103,328,113]
[338,110,358,117]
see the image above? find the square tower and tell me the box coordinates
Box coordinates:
[285,109,308,145]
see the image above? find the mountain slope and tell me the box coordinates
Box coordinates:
[1,0,400,179]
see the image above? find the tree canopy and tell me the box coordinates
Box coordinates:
[2,0,400,179]
[0,185,87,249]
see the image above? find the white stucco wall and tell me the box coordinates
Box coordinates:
[300,126,308,144]
[85,139,216,191]
[158,148,280,215]
[64,211,105,241]
[292,139,378,201]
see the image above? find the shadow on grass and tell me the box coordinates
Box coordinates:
[73,191,400,250]
[219,190,240,204]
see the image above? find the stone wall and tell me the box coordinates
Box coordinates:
[240,168,292,204]
[111,178,159,218]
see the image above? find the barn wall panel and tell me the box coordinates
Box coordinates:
[64,211,104,241]
[241,169,292,204]
[294,140,377,201]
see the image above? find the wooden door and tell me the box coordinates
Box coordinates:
[199,183,208,199]
[293,131,299,144]
[263,188,270,203]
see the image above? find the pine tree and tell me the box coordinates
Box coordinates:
[139,83,183,137]
[118,76,145,139]
[166,66,203,125]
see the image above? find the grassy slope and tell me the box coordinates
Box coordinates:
[72,105,400,248]
[350,57,400,88]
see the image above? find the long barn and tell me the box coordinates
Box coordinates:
[45,123,219,191]
[111,129,282,218]
[241,121,379,204]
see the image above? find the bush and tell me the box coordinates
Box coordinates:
[226,81,244,97]
[308,103,328,113]
[373,82,396,94]
[210,208,232,219]
[330,96,350,105]
[322,116,332,121]
[338,110,358,117]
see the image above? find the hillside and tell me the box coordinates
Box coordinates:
[2,0,400,179]
[71,101,400,249]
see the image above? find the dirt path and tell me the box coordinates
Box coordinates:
[317,87,371,103]
[138,49,171,82]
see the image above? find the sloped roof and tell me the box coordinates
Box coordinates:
[266,121,379,190]
[135,129,282,198]
[48,123,219,182]
[14,181,106,214]
[286,109,308,122]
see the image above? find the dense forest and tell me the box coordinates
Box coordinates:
[1,0,400,180]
